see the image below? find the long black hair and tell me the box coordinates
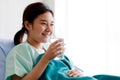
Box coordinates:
[14,2,53,45]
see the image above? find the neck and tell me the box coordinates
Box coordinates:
[27,38,43,49]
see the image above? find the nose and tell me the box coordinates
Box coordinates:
[46,25,53,32]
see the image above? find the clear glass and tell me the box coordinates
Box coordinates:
[50,36,64,60]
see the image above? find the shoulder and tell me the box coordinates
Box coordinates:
[5,42,36,79]
[13,41,31,50]
[11,41,34,52]
[7,41,36,58]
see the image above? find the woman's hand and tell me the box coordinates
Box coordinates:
[67,69,83,77]
[44,38,65,60]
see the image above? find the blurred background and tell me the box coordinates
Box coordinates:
[0,0,120,76]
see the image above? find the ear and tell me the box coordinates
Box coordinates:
[24,21,32,31]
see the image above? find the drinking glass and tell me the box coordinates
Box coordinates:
[50,36,64,60]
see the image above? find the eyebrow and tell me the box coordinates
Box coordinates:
[40,19,54,23]
[40,19,47,22]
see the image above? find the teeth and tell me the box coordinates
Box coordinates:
[42,33,49,37]
[43,33,50,36]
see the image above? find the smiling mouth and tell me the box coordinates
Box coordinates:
[42,33,51,38]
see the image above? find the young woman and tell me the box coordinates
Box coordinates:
[5,2,83,80]
[7,2,120,80]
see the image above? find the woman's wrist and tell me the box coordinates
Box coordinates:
[42,54,51,62]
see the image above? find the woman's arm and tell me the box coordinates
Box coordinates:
[12,39,64,80]
[12,55,50,80]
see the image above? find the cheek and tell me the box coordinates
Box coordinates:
[50,31,53,35]
[29,29,41,38]
[51,29,54,34]
[33,26,44,33]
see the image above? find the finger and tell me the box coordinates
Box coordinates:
[67,70,76,76]
[51,40,64,50]
[68,70,79,77]
[72,70,83,77]
[57,38,64,42]
[56,40,64,46]
[52,38,64,44]
[52,42,65,53]
[54,49,64,55]
[56,45,64,51]
[75,71,82,77]
[55,46,65,55]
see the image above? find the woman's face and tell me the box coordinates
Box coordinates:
[27,11,54,43]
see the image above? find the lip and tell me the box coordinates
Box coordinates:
[42,33,51,38]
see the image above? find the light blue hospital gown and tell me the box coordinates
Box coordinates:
[5,41,41,80]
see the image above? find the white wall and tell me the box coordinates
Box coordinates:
[55,0,120,76]
[0,0,54,40]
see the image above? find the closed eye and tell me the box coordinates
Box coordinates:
[41,22,47,25]
[50,23,54,26]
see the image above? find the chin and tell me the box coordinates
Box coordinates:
[42,39,49,43]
